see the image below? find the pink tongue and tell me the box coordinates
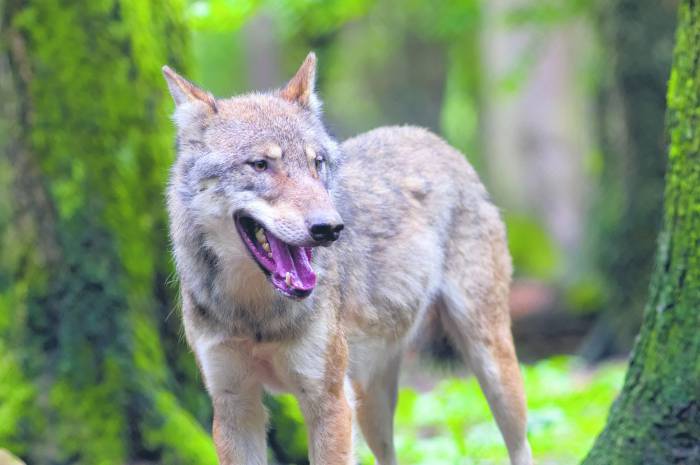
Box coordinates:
[267,234,316,292]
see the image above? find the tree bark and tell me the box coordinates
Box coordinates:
[583,1,700,462]
[0,1,216,463]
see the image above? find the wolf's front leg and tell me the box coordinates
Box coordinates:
[285,330,354,465]
[299,386,353,465]
[212,386,267,465]
[196,339,268,465]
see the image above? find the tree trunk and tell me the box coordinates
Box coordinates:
[0,1,216,464]
[582,0,677,360]
[582,1,700,462]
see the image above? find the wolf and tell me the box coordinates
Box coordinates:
[163,52,532,465]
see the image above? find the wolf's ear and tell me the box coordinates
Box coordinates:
[162,65,218,113]
[280,52,320,113]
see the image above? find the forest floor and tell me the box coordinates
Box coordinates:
[271,346,626,464]
[379,355,626,465]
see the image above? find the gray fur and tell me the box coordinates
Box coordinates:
[163,54,532,465]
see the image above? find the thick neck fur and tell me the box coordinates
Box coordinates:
[169,176,319,342]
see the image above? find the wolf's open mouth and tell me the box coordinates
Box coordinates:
[234,215,316,299]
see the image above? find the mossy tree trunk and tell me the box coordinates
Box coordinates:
[0,1,216,464]
[583,1,700,462]
[582,0,677,360]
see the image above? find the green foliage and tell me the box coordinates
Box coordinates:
[266,394,309,463]
[188,0,260,31]
[187,0,372,36]
[191,29,247,96]
[358,357,624,465]
[496,43,543,96]
[505,0,597,28]
[564,274,607,314]
[492,0,602,100]
[271,0,374,38]
[438,4,483,169]
[505,214,561,280]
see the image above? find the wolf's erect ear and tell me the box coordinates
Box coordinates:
[280,52,320,113]
[162,65,218,113]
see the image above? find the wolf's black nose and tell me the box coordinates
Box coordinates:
[309,222,344,243]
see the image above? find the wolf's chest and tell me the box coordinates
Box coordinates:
[250,343,289,392]
[231,340,292,393]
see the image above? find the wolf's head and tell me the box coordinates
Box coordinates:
[164,53,343,299]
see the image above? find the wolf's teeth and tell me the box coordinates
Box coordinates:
[285,272,292,286]
[255,228,265,243]
[267,252,273,259]
[262,242,270,252]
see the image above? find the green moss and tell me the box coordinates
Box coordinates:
[583,1,700,462]
[142,390,218,465]
[49,360,128,465]
[0,349,36,456]
[0,1,216,463]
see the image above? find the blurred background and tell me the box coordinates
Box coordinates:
[0,0,679,464]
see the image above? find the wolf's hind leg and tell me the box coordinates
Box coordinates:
[354,351,401,465]
[439,281,532,465]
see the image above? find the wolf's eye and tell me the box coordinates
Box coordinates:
[315,156,325,172]
[248,160,268,172]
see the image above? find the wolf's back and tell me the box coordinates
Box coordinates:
[331,126,509,352]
